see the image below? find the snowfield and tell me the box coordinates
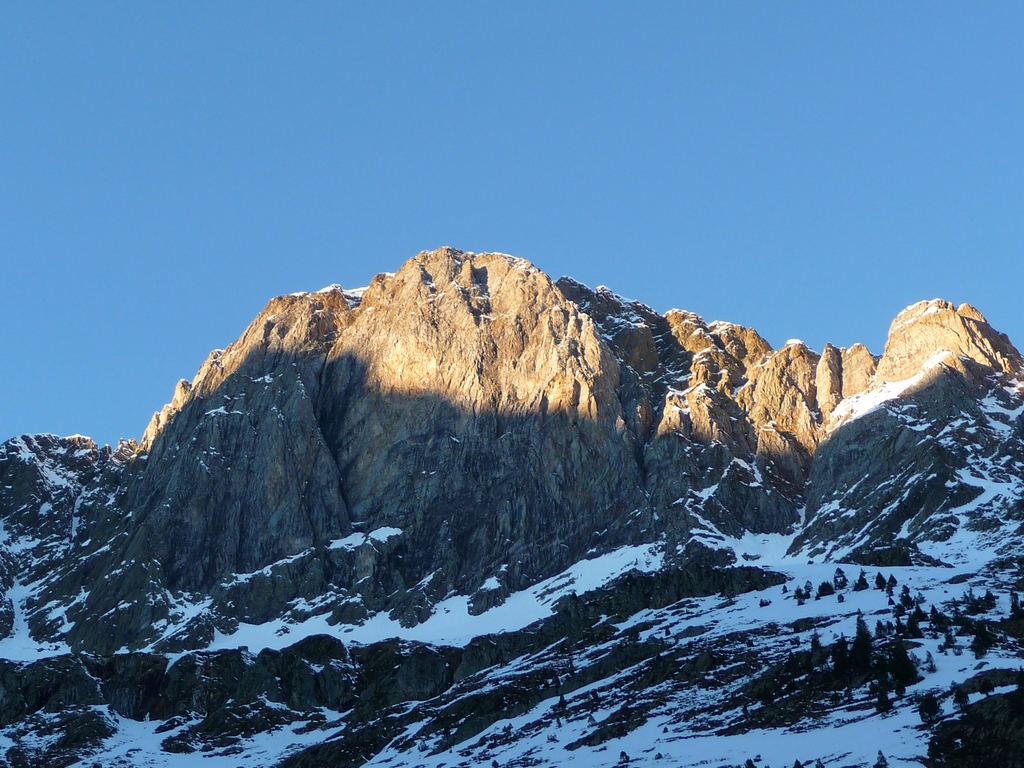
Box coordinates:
[0,526,1013,768]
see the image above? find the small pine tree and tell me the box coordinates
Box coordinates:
[890,639,919,686]
[971,623,995,658]
[918,692,941,724]
[854,570,870,591]
[875,572,887,590]
[907,612,924,639]
[979,677,995,697]
[832,635,850,684]
[900,584,914,609]
[874,750,890,768]
[924,651,937,673]
[852,612,873,675]
[833,568,848,590]
[816,581,835,599]
[943,628,958,649]
[875,687,892,713]
[952,684,969,712]
[1011,592,1023,619]
[810,630,823,662]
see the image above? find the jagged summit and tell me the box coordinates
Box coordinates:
[876,298,1022,382]
[2,247,1023,768]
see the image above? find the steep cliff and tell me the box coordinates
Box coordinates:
[1,249,1023,768]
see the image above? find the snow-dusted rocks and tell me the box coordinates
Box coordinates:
[876,299,1021,383]
[2,248,1024,767]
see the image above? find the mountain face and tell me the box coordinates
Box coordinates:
[2,248,1023,768]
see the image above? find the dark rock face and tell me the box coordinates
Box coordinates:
[0,562,780,767]
[316,253,650,608]
[792,340,1024,563]
[927,681,1024,768]
[3,247,1024,768]
[17,250,656,653]
[3,249,1024,658]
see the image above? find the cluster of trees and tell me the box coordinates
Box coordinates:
[825,612,920,711]
[741,754,888,768]
[791,569,919,607]
[927,590,1003,658]
[751,577,1022,732]
[747,610,922,718]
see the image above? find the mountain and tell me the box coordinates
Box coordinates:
[1,247,1023,768]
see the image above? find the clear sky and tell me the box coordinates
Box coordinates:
[2,3,1022,447]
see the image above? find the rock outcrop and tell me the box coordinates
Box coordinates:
[876,300,1021,383]
[3,246,1024,768]
[2,247,1023,656]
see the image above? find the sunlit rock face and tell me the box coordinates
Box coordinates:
[315,249,650,616]
[4,247,1024,768]
[2,247,1023,659]
[24,249,652,652]
[792,298,1024,564]
[875,299,1021,383]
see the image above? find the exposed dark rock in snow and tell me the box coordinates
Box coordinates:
[2,248,1024,767]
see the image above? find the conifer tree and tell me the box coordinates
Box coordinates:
[852,612,873,675]
[971,622,994,658]
[900,584,914,609]
[810,630,823,658]
[918,693,941,724]
[889,639,918,686]
[831,635,850,685]
[875,687,892,713]
[833,568,848,590]
[909,610,925,638]
[952,684,969,712]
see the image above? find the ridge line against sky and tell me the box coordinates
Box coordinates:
[1,3,1021,446]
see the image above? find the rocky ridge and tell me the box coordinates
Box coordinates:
[1,248,1023,767]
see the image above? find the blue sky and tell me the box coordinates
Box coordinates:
[2,3,1022,446]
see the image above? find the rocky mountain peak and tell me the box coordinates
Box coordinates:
[329,247,620,423]
[3,249,1024,768]
[876,298,1022,382]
